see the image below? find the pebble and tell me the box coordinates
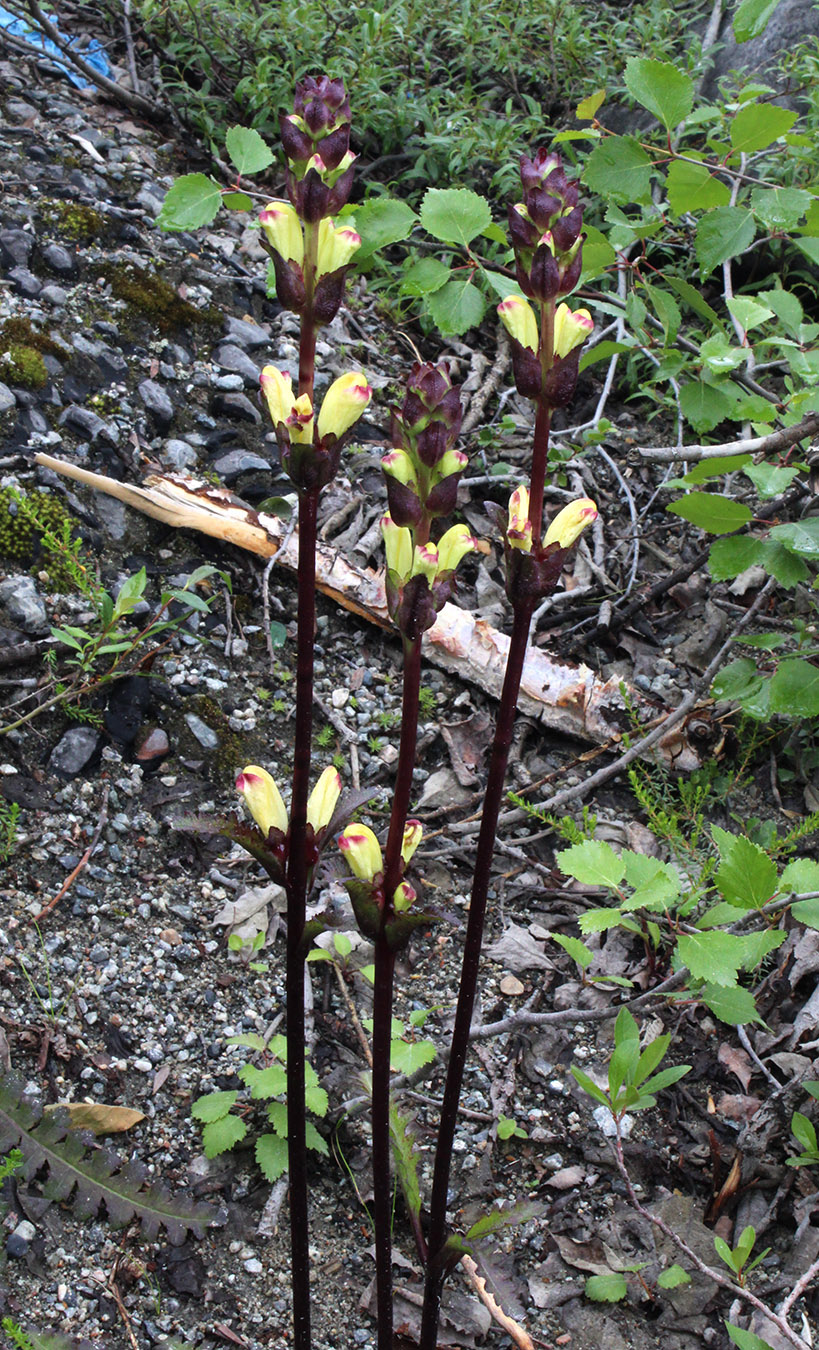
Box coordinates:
[0,574,48,632]
[183,713,219,750]
[138,378,175,431]
[0,383,16,414]
[7,1219,36,1258]
[47,726,103,779]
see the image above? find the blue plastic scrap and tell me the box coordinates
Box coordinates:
[0,4,111,89]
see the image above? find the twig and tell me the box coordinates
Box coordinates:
[461,330,511,437]
[121,0,141,94]
[779,1253,819,1320]
[29,782,110,924]
[469,971,689,1040]
[332,960,372,1067]
[638,412,819,463]
[737,1024,780,1091]
[460,1254,534,1350]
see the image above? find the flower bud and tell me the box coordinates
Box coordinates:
[497,295,539,353]
[435,523,477,575]
[543,498,598,549]
[382,513,413,579]
[338,823,383,880]
[392,880,417,912]
[434,448,468,483]
[401,820,423,865]
[306,766,342,833]
[259,201,304,264]
[412,542,440,585]
[316,217,361,279]
[236,765,288,836]
[382,449,419,490]
[260,366,295,430]
[553,304,593,359]
[507,486,533,551]
[288,392,314,444]
[317,371,371,441]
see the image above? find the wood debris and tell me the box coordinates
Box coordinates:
[35,453,700,767]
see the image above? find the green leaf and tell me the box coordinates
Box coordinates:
[419,188,492,246]
[390,1039,436,1076]
[727,296,774,332]
[157,174,222,231]
[642,281,681,345]
[715,834,778,908]
[751,186,811,231]
[791,1111,818,1154]
[731,103,797,154]
[239,1064,287,1099]
[678,381,736,434]
[350,197,417,263]
[269,620,287,649]
[578,907,630,934]
[657,1264,691,1289]
[666,160,730,215]
[677,931,754,986]
[192,1090,238,1123]
[624,58,694,130]
[743,463,800,498]
[256,1131,288,1181]
[756,287,804,338]
[305,1083,328,1116]
[780,858,819,893]
[666,275,725,327]
[222,191,254,211]
[390,1101,422,1223]
[769,517,819,557]
[695,208,756,278]
[684,455,751,484]
[579,340,632,373]
[551,933,594,970]
[699,334,747,373]
[769,661,819,717]
[709,537,766,581]
[576,89,606,119]
[497,1115,519,1140]
[701,983,763,1025]
[711,657,763,704]
[668,492,752,534]
[400,257,450,296]
[557,840,625,888]
[305,1120,329,1156]
[579,224,616,284]
[792,897,819,930]
[733,0,780,41]
[582,137,653,206]
[426,276,486,335]
[570,1066,610,1108]
[738,929,786,968]
[224,126,274,176]
[585,1273,628,1302]
[726,1322,776,1350]
[202,1114,247,1157]
[482,270,523,300]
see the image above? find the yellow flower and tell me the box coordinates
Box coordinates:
[497,294,539,353]
[543,498,598,549]
[392,880,417,912]
[259,201,304,264]
[382,514,413,578]
[316,217,361,277]
[288,392,314,444]
[317,371,372,439]
[435,524,476,575]
[306,766,342,832]
[236,765,288,835]
[401,821,423,865]
[507,485,533,551]
[260,366,295,428]
[553,304,593,359]
[338,823,383,880]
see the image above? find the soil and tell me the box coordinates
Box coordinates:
[1,21,818,1350]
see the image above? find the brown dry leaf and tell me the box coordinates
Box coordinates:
[716,1093,763,1123]
[485,924,554,973]
[545,1165,586,1190]
[152,1064,171,1095]
[440,710,493,787]
[552,1234,613,1278]
[718,1042,755,1092]
[45,1102,145,1135]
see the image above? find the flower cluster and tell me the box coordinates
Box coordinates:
[509,150,584,302]
[235,763,342,876]
[260,206,361,321]
[338,819,423,913]
[381,515,477,640]
[497,294,593,406]
[504,486,598,600]
[260,367,372,490]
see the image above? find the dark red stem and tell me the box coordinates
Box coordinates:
[419,596,534,1347]
[372,634,423,1350]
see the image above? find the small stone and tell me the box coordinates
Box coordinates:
[213,449,270,479]
[159,928,182,946]
[8,266,42,298]
[42,242,77,276]
[58,403,118,444]
[592,1104,633,1138]
[213,343,261,387]
[7,1219,36,1257]
[243,1258,263,1274]
[48,726,102,779]
[0,228,34,267]
[331,688,349,709]
[223,315,271,349]
[499,974,525,996]
[184,713,219,750]
[0,575,48,633]
[138,379,175,431]
[0,384,17,414]
[135,726,170,764]
[212,391,261,423]
[161,439,199,470]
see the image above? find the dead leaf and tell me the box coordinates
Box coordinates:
[545,1166,586,1190]
[485,924,554,973]
[552,1234,615,1278]
[718,1042,755,1092]
[212,882,284,950]
[716,1094,762,1123]
[440,711,492,787]
[45,1102,145,1135]
[152,1065,171,1095]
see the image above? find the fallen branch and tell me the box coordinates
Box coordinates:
[637,411,819,463]
[34,453,700,766]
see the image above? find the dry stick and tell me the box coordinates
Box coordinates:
[30,783,109,924]
[638,411,819,463]
[121,0,141,95]
[530,575,776,820]
[469,970,689,1040]
[332,961,372,1067]
[460,331,511,437]
[611,1128,810,1350]
[779,1253,819,1321]
[460,1255,534,1350]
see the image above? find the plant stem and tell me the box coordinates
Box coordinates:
[526,399,552,539]
[372,634,423,1348]
[419,594,534,1350]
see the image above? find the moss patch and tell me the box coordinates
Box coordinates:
[101,262,220,335]
[39,198,106,243]
[0,318,68,392]
[0,487,78,588]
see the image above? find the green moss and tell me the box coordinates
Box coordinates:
[101,261,220,334]
[40,198,106,243]
[2,345,47,389]
[0,487,78,588]
[0,317,69,361]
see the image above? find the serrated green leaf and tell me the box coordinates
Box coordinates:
[255,1131,288,1181]
[577,89,606,119]
[579,224,616,284]
[400,257,450,296]
[668,492,752,534]
[708,537,766,581]
[677,931,751,986]
[225,126,274,176]
[716,834,778,909]
[751,186,811,231]
[222,191,254,211]
[305,1084,328,1117]
[482,270,523,300]
[305,1120,329,1156]
[191,1090,237,1123]
[733,0,780,41]
[711,658,763,705]
[743,463,800,498]
[731,103,797,153]
[701,983,763,1025]
[727,296,774,332]
[350,197,417,263]
[202,1114,247,1158]
[578,907,629,934]
[419,188,492,246]
[695,208,756,278]
[390,1100,422,1223]
[551,933,594,969]
[583,137,653,205]
[658,1263,691,1288]
[570,1066,610,1108]
[780,858,819,893]
[642,281,681,345]
[557,840,625,888]
[792,897,819,930]
[700,333,746,373]
[756,286,804,339]
[157,174,222,231]
[624,58,694,130]
[769,517,819,557]
[666,275,725,327]
[666,160,731,216]
[769,661,819,717]
[239,1064,287,1099]
[678,381,736,434]
[726,1321,776,1350]
[585,1273,628,1302]
[426,275,486,335]
[390,1038,436,1076]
